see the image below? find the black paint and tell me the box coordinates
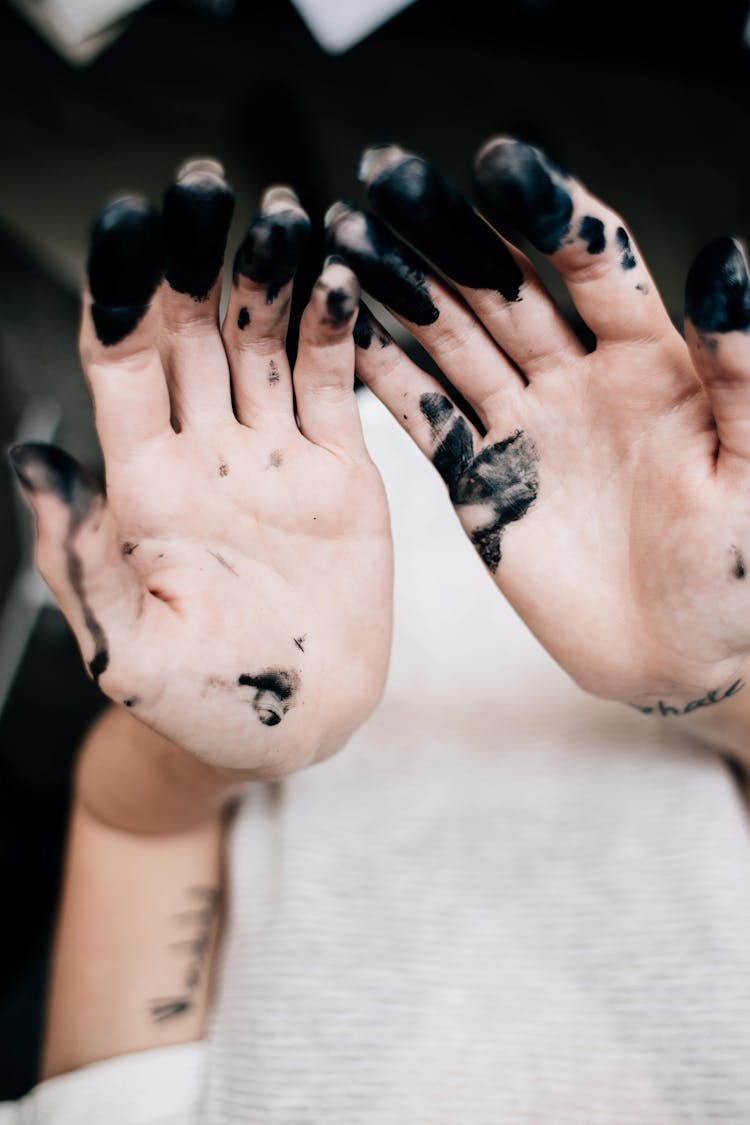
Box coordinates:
[268,360,280,385]
[238,668,300,726]
[615,227,636,270]
[294,635,306,652]
[237,306,250,330]
[473,139,573,255]
[323,285,357,326]
[87,197,164,346]
[163,173,235,301]
[732,545,746,580]
[327,207,439,326]
[218,459,229,477]
[9,443,110,684]
[634,679,744,716]
[419,397,539,571]
[233,208,311,303]
[122,541,138,556]
[123,697,139,708]
[367,153,523,301]
[579,216,605,255]
[353,307,391,350]
[685,236,750,334]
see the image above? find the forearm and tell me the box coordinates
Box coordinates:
[42,707,238,1079]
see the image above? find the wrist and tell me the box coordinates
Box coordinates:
[75,706,249,834]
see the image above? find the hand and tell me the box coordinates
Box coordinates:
[11,160,392,775]
[329,139,750,721]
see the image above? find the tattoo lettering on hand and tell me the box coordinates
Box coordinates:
[149,886,220,1023]
[420,394,539,572]
[633,679,744,716]
[238,667,300,726]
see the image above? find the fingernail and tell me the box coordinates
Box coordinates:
[473,137,573,255]
[9,443,101,518]
[685,236,750,334]
[163,159,235,301]
[325,205,439,327]
[260,184,302,211]
[357,143,407,186]
[176,155,226,180]
[363,147,523,302]
[87,197,164,346]
[232,203,311,304]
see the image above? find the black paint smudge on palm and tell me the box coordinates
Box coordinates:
[615,227,636,270]
[237,306,250,329]
[367,154,523,301]
[419,396,539,572]
[87,197,164,346]
[233,208,311,303]
[162,175,235,301]
[579,216,606,254]
[9,443,110,684]
[685,236,750,334]
[473,139,573,255]
[327,208,439,326]
[238,668,300,726]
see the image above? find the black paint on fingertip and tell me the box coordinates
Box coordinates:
[615,227,636,270]
[473,139,573,255]
[579,216,606,255]
[367,155,523,301]
[238,668,300,727]
[163,175,235,301]
[353,307,391,350]
[233,209,311,303]
[323,286,357,326]
[685,236,750,334]
[9,443,101,517]
[420,392,455,437]
[87,198,164,344]
[327,209,439,326]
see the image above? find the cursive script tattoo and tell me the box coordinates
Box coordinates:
[149,885,220,1023]
[632,679,744,717]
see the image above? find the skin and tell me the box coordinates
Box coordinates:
[13,164,393,777]
[342,139,750,763]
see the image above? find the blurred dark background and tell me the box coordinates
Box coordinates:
[1,0,750,1100]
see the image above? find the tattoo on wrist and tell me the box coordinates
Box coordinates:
[632,679,744,717]
[149,885,220,1023]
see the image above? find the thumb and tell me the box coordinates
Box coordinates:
[9,443,143,689]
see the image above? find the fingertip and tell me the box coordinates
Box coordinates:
[685,235,750,335]
[87,196,164,347]
[310,261,360,331]
[163,157,235,301]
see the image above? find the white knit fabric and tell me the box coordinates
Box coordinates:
[5,388,750,1122]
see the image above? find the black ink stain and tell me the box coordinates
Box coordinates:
[218,459,229,477]
[323,285,357,326]
[367,153,523,301]
[353,307,391,350]
[163,171,235,301]
[238,668,300,727]
[294,635,306,652]
[268,360,280,385]
[122,540,138,556]
[123,696,139,708]
[233,208,311,304]
[731,545,746,580]
[87,197,164,346]
[685,236,750,334]
[615,227,637,270]
[419,397,539,572]
[473,138,573,255]
[208,550,238,576]
[635,282,650,295]
[579,215,606,254]
[237,306,250,330]
[268,449,283,469]
[9,444,110,683]
[326,207,439,326]
[150,998,193,1022]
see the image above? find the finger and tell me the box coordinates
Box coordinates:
[685,236,750,463]
[81,197,172,465]
[473,137,675,346]
[359,144,583,376]
[223,186,311,429]
[353,304,484,484]
[325,203,523,426]
[161,157,236,429]
[293,260,365,454]
[9,443,144,695]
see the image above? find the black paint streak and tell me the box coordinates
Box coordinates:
[327,207,439,326]
[615,227,637,270]
[218,459,229,477]
[268,360,280,385]
[353,307,391,350]
[323,285,357,326]
[237,306,251,330]
[473,139,573,255]
[419,397,539,571]
[122,540,138,556]
[685,236,750,334]
[579,215,606,254]
[294,635,306,652]
[233,208,311,304]
[150,886,219,1023]
[87,197,164,346]
[9,444,110,684]
[367,153,523,301]
[163,173,235,301]
[634,680,744,716]
[238,668,300,727]
[208,550,238,576]
[732,545,746,580]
